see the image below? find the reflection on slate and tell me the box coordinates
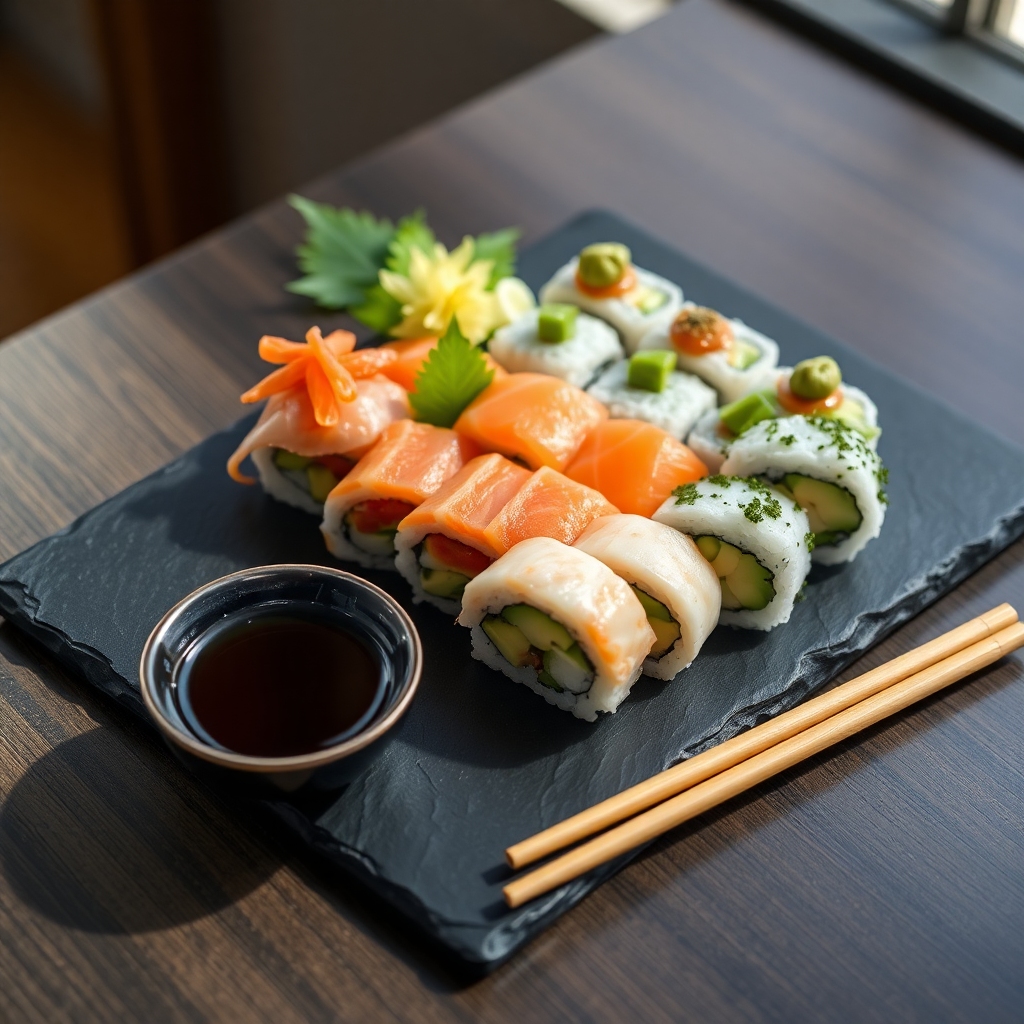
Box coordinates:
[3,211,1024,967]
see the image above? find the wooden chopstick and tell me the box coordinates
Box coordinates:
[504,618,1024,908]
[506,603,1018,870]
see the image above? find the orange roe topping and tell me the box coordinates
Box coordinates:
[574,264,637,299]
[670,307,734,356]
[777,375,843,415]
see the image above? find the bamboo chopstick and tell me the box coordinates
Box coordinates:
[506,603,1018,870]
[504,619,1024,908]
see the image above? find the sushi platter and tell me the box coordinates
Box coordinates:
[2,210,1024,969]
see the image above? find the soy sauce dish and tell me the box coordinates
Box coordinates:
[140,565,422,795]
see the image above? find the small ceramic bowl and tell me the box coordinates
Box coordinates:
[140,564,422,796]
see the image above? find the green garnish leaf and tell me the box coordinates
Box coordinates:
[350,283,403,333]
[409,318,494,427]
[472,227,519,288]
[386,210,435,275]
[285,196,394,309]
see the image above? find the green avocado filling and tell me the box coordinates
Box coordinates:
[482,605,594,694]
[718,390,777,436]
[273,448,344,503]
[772,474,862,548]
[629,285,669,315]
[726,338,762,369]
[629,585,681,658]
[695,536,776,611]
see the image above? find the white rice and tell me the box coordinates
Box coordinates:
[587,360,717,440]
[539,258,684,354]
[637,307,779,403]
[250,447,324,516]
[574,515,721,678]
[488,309,623,388]
[686,408,732,474]
[457,537,654,721]
[653,476,812,631]
[720,415,887,565]
[394,522,491,616]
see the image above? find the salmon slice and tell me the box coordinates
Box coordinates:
[381,337,507,392]
[565,419,707,518]
[454,373,607,471]
[397,453,532,559]
[483,466,619,555]
[227,375,409,483]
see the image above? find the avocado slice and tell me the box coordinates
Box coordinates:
[542,644,594,694]
[420,567,470,600]
[273,449,313,471]
[629,585,673,622]
[537,669,564,692]
[695,535,721,563]
[306,464,338,503]
[719,577,743,610]
[782,474,861,537]
[482,615,537,669]
[501,604,574,651]
[648,617,681,657]
[632,285,669,315]
[710,540,742,577]
[726,553,776,611]
[727,338,761,370]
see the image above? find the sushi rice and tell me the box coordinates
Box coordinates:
[458,537,655,721]
[250,447,325,516]
[586,360,717,440]
[720,415,888,565]
[539,258,683,354]
[488,308,623,388]
[653,476,812,631]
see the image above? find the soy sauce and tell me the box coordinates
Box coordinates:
[175,606,383,758]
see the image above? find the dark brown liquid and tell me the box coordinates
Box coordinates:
[176,609,383,758]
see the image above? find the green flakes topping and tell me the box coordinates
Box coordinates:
[780,434,796,446]
[707,474,732,488]
[738,494,783,524]
[537,303,578,343]
[628,350,677,392]
[805,531,816,552]
[673,482,699,505]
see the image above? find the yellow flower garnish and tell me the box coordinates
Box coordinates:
[379,237,533,344]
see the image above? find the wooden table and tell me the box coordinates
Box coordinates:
[2,1,1023,1019]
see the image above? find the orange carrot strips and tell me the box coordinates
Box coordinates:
[306,361,342,427]
[240,359,308,404]
[258,335,309,364]
[306,326,357,404]
[341,347,399,379]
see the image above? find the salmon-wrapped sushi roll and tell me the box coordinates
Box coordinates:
[457,537,655,721]
[565,419,707,518]
[574,515,721,680]
[228,329,408,514]
[321,420,480,569]
[454,372,607,471]
[482,467,618,555]
[394,454,532,613]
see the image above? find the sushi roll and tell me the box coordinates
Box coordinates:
[321,420,480,569]
[685,355,882,474]
[574,515,721,679]
[227,328,409,514]
[538,243,683,353]
[457,537,655,721]
[488,304,623,388]
[637,304,778,403]
[482,466,619,554]
[394,453,531,613]
[454,372,607,471]
[565,418,707,518]
[653,476,812,631]
[720,415,888,565]
[587,350,717,440]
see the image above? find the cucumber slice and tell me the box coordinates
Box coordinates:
[344,517,397,556]
[482,615,537,668]
[782,474,861,536]
[710,540,742,577]
[649,616,681,657]
[537,669,564,692]
[273,449,313,471]
[726,553,776,611]
[306,464,338,503]
[542,644,593,694]
[501,604,574,651]
[727,338,761,370]
[695,535,721,563]
[420,568,470,600]
[632,285,669,315]
[629,585,673,622]
[719,577,743,610]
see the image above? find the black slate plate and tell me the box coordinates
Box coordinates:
[3,211,1024,969]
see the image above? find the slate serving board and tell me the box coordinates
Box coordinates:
[3,210,1024,970]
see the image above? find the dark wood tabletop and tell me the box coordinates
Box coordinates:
[2,1,1024,1019]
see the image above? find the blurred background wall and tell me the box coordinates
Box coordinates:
[0,0,670,341]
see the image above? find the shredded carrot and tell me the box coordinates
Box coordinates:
[240,360,307,403]
[258,335,308,364]
[306,361,341,427]
[306,326,357,404]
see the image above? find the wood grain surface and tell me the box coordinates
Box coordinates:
[2,1,1024,1020]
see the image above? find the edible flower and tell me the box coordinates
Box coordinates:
[241,327,397,427]
[379,238,534,345]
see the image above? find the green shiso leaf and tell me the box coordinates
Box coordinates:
[285,196,394,309]
[350,284,403,333]
[409,318,494,428]
[386,210,435,275]
[471,227,519,288]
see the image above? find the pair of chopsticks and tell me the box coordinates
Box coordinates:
[503,603,1024,908]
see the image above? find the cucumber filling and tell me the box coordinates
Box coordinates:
[695,536,776,612]
[629,285,669,315]
[343,499,414,557]
[273,448,353,504]
[726,338,761,370]
[482,605,595,694]
[415,534,493,602]
[773,474,862,547]
[629,585,681,658]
